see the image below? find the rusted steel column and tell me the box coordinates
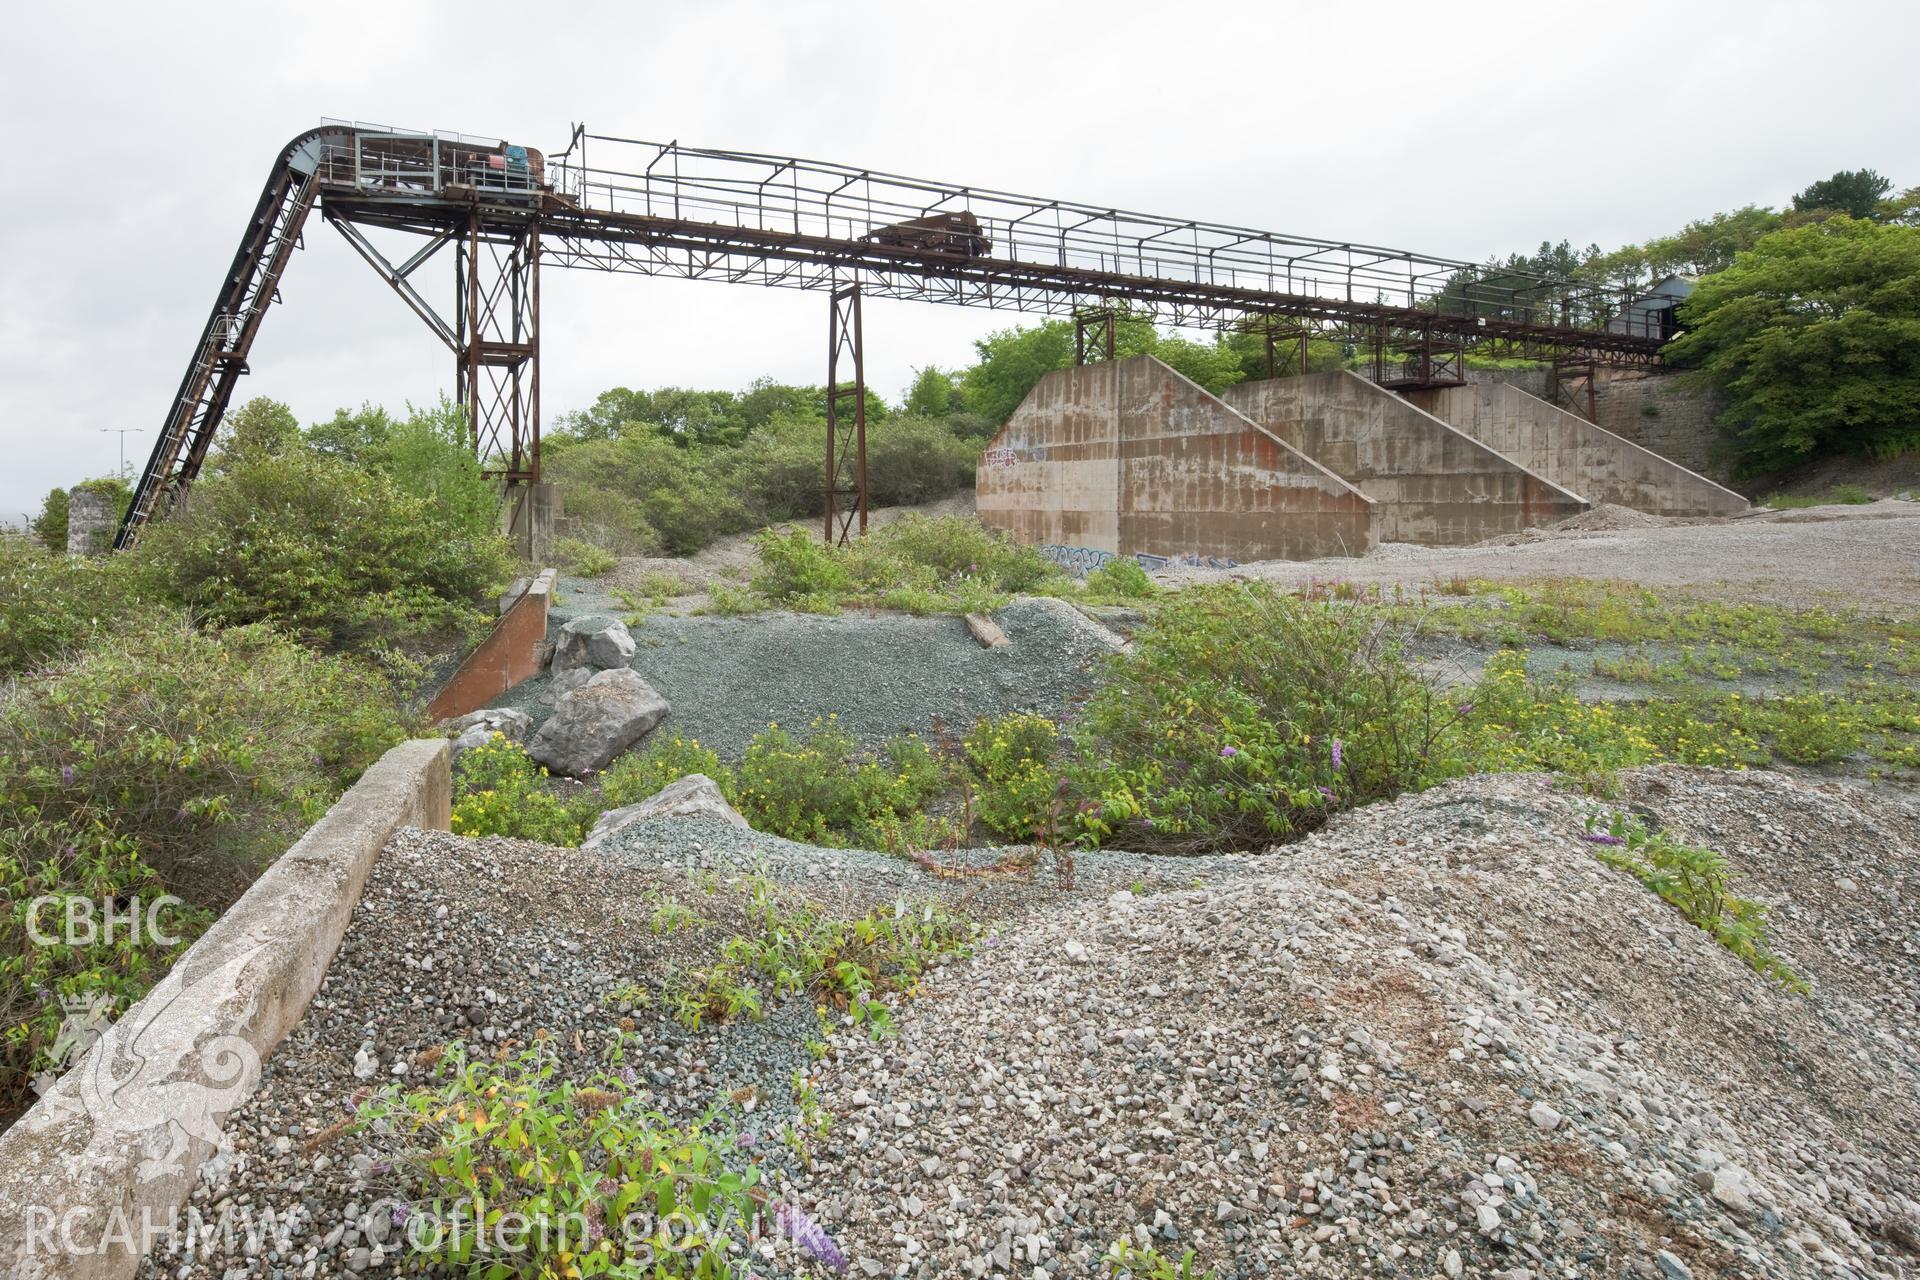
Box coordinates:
[824,283,868,546]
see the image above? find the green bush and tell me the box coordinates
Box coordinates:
[133,445,513,655]
[1065,584,1466,852]
[0,619,407,902]
[964,713,1061,840]
[1,817,210,1120]
[552,535,618,577]
[748,516,1067,616]
[357,1040,764,1278]
[1084,557,1156,600]
[736,719,863,843]
[600,734,737,808]
[0,540,145,676]
[449,736,595,846]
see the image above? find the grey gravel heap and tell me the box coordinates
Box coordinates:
[140,765,1920,1279]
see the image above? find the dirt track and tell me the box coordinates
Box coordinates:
[1164,501,1920,614]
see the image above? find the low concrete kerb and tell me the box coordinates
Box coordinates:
[0,738,451,1280]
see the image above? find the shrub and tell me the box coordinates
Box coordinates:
[0,540,145,676]
[449,736,594,846]
[132,446,513,655]
[357,1040,766,1278]
[964,713,1062,840]
[0,619,407,903]
[751,528,852,605]
[1,817,211,1120]
[29,488,67,551]
[1066,584,1466,851]
[1084,557,1156,600]
[600,734,737,808]
[749,516,1067,615]
[1584,810,1804,990]
[553,534,618,577]
[736,719,862,843]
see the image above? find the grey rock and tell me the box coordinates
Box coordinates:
[585,775,749,848]
[1527,1100,1564,1131]
[1653,1250,1693,1280]
[550,614,637,679]
[527,669,670,777]
[439,707,533,742]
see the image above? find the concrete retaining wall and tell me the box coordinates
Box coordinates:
[1223,372,1587,544]
[424,567,556,722]
[0,739,451,1280]
[1407,382,1748,518]
[976,356,1376,564]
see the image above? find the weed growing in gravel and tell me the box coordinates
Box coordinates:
[356,1038,762,1277]
[734,718,950,847]
[667,882,973,1039]
[449,735,596,845]
[1104,1240,1214,1278]
[699,580,769,616]
[1583,810,1806,991]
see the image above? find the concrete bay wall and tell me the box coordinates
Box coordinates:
[1407,382,1748,518]
[1223,372,1587,544]
[0,739,451,1280]
[976,356,1376,564]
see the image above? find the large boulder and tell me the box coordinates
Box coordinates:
[549,615,636,680]
[583,774,749,848]
[527,669,669,777]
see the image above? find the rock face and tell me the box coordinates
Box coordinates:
[549,615,637,680]
[583,774,748,847]
[527,669,668,777]
[439,708,534,767]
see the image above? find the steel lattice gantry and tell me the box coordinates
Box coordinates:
[119,122,1666,550]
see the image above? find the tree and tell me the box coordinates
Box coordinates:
[217,397,300,463]
[903,366,960,417]
[1642,206,1784,278]
[1793,169,1894,219]
[1878,186,1920,227]
[30,488,68,552]
[1665,217,1920,474]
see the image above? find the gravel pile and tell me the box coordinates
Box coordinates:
[787,766,1920,1279]
[140,766,1920,1279]
[494,596,1125,755]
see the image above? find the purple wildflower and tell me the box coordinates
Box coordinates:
[391,1202,412,1228]
[1140,816,1154,828]
[1330,738,1344,770]
[738,1130,757,1148]
[1219,745,1238,759]
[1581,832,1627,846]
[1317,786,1335,801]
[775,1202,848,1273]
[620,1066,640,1088]
[61,765,74,787]
[1457,702,1475,715]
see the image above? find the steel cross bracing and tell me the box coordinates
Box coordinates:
[120,122,1665,549]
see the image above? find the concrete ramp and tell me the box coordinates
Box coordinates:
[976,355,1376,565]
[1223,372,1587,544]
[1405,381,1748,518]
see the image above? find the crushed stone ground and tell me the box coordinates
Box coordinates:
[147,766,1920,1279]
[493,595,1123,756]
[1160,500,1920,614]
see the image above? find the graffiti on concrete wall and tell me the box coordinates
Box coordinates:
[1038,545,1239,577]
[982,446,1020,468]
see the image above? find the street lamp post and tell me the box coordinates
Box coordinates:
[101,428,145,480]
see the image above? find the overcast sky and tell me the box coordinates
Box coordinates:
[3,0,1915,524]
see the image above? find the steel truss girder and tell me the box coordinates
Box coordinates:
[453,213,540,485]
